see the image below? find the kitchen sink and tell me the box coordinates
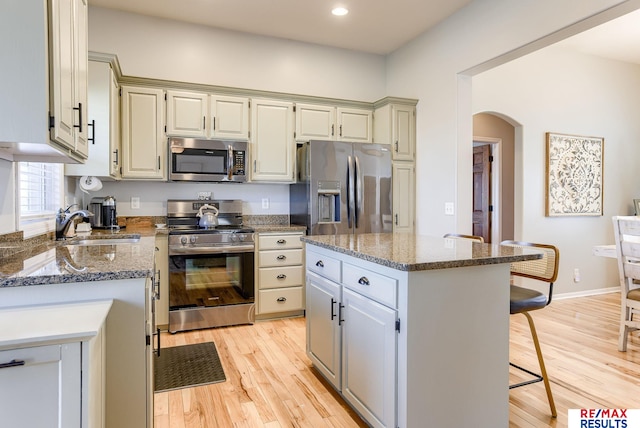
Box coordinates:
[68,237,141,246]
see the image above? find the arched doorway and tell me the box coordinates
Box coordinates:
[472,112,517,243]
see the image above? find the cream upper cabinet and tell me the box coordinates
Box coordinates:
[392,162,415,233]
[374,103,415,161]
[250,98,295,182]
[295,103,336,141]
[0,0,88,162]
[165,92,249,140]
[121,86,166,180]
[49,0,89,159]
[66,60,120,179]
[209,95,250,140]
[165,90,207,138]
[337,107,372,143]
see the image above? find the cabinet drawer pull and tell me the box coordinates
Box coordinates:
[315,260,324,268]
[0,359,25,369]
[276,297,287,303]
[358,276,370,286]
[331,298,337,320]
[276,274,287,280]
[276,239,287,244]
[276,255,287,260]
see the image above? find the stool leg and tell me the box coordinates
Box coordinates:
[523,312,557,418]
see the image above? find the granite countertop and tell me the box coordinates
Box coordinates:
[0,229,157,288]
[251,224,307,233]
[301,233,542,271]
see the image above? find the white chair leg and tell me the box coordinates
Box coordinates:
[619,306,629,352]
[523,312,557,418]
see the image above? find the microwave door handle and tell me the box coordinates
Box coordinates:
[227,145,233,181]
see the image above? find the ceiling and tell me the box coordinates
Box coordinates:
[89,0,640,63]
[88,0,474,55]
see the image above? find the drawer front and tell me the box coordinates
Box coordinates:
[342,263,397,308]
[259,286,304,313]
[259,234,303,250]
[306,250,341,283]
[259,265,304,289]
[259,249,303,267]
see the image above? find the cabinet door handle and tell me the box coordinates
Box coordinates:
[358,276,370,286]
[203,116,206,130]
[276,255,286,260]
[277,239,286,244]
[113,148,119,165]
[155,269,161,300]
[338,303,345,325]
[276,274,287,280]
[395,140,399,152]
[155,328,161,357]
[331,298,337,320]
[339,124,343,137]
[395,213,398,225]
[213,116,216,131]
[331,124,335,136]
[158,156,161,171]
[73,103,83,132]
[276,297,287,303]
[0,359,25,369]
[88,119,95,144]
[315,260,324,268]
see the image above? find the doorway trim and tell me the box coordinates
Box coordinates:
[473,135,502,244]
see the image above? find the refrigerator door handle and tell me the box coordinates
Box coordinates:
[354,155,362,229]
[347,155,354,229]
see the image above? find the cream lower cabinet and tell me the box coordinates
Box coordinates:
[306,246,397,428]
[0,343,82,428]
[257,232,304,317]
[121,85,166,180]
[155,233,169,328]
[392,162,415,232]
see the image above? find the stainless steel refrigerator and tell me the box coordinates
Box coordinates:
[290,140,392,235]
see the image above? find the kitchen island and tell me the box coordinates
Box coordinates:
[302,233,542,428]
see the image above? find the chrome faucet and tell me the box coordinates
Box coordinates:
[55,205,92,240]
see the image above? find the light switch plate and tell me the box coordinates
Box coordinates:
[131,197,140,209]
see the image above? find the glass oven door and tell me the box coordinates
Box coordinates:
[168,250,254,311]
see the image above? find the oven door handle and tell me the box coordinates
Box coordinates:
[169,244,255,255]
[227,145,234,181]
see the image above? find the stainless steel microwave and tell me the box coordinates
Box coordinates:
[169,138,247,182]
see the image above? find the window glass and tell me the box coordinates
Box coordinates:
[17,162,63,237]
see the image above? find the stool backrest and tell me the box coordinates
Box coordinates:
[612,216,640,292]
[500,240,559,283]
[443,233,484,243]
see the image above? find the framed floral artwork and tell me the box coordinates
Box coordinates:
[545,132,604,217]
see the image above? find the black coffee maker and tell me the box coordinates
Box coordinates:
[89,196,119,229]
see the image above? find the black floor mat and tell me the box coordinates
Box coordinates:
[154,342,226,393]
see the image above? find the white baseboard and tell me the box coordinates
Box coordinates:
[554,286,619,300]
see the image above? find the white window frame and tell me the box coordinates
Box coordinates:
[16,162,64,238]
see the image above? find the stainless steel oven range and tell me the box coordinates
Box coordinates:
[167,199,255,333]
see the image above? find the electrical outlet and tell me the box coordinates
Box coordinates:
[131,197,140,209]
[262,198,270,209]
[444,202,455,216]
[573,268,581,283]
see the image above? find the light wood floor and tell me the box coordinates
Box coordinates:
[154,292,640,427]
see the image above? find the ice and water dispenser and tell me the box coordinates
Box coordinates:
[317,181,341,223]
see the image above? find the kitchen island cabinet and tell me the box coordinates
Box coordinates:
[303,233,541,428]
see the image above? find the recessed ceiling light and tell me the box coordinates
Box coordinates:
[332,7,349,16]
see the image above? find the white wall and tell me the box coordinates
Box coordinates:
[88,7,387,102]
[76,180,289,217]
[473,45,640,294]
[385,0,636,238]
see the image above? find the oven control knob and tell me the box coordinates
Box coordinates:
[238,234,246,242]
[180,236,188,245]
[190,236,197,244]
[230,234,238,242]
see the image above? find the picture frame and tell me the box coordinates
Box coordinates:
[634,199,640,216]
[545,132,604,217]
